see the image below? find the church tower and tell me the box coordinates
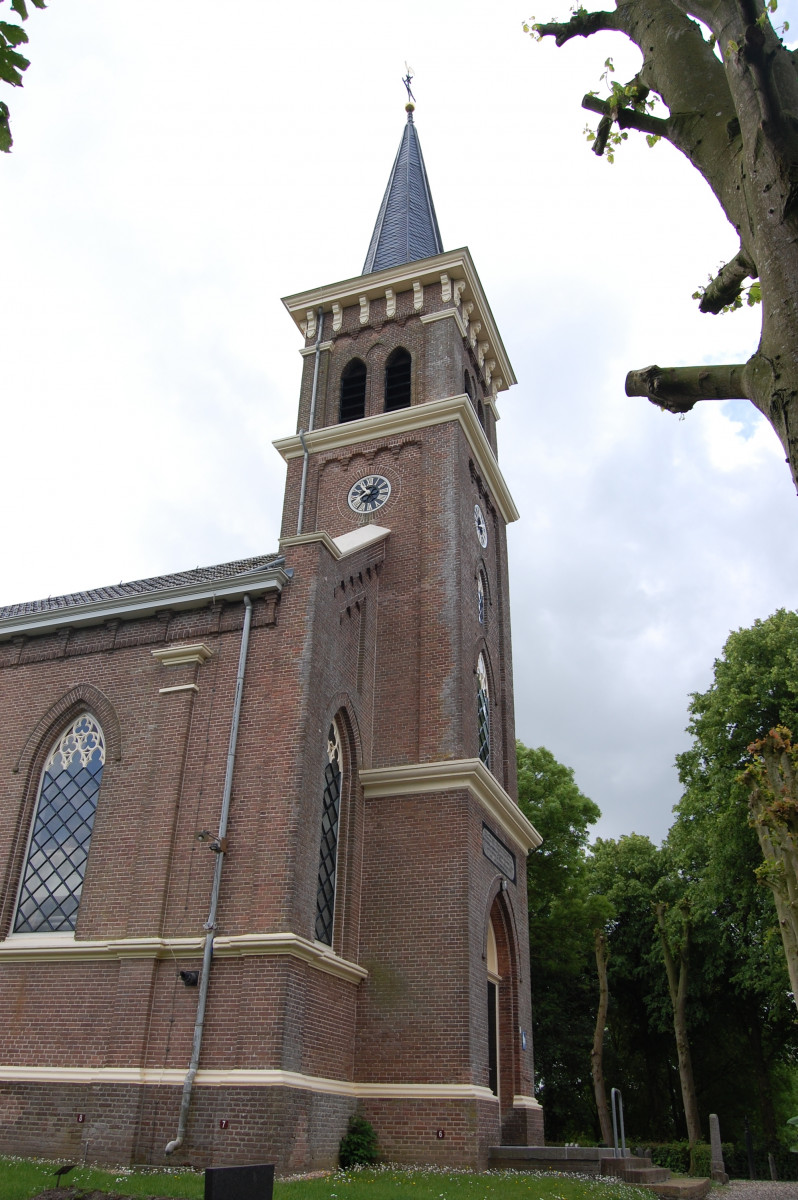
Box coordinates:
[273,101,543,1163]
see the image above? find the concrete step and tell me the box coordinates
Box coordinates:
[645,1180,711,1200]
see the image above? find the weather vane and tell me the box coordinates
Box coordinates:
[403,63,416,106]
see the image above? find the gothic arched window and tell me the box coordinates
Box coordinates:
[477,654,490,768]
[384,347,412,412]
[14,713,105,934]
[340,359,367,423]
[478,573,486,625]
[315,721,343,945]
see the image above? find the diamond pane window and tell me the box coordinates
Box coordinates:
[14,713,105,933]
[315,722,342,946]
[477,654,490,768]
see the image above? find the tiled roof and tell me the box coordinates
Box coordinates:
[362,111,443,274]
[0,554,281,620]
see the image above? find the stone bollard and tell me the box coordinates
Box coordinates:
[709,1113,729,1185]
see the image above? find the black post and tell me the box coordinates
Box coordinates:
[744,1115,756,1180]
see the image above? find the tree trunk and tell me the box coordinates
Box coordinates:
[655,902,702,1147]
[531,0,798,494]
[591,929,613,1146]
[743,728,798,1012]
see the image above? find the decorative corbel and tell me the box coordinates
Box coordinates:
[359,295,370,326]
[485,359,496,386]
[440,274,452,303]
[413,280,424,311]
[470,320,481,350]
[305,310,317,340]
[385,287,396,319]
[453,280,466,307]
[478,341,489,368]
[332,302,342,333]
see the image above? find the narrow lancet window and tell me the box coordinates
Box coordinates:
[14,713,105,933]
[340,359,367,423]
[385,347,412,411]
[477,654,490,768]
[315,722,343,945]
[478,574,485,625]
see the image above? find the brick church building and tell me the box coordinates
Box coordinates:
[0,104,543,1173]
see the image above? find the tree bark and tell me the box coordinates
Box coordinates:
[654,902,703,1147]
[591,929,613,1146]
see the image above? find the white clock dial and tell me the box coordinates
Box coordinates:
[347,474,392,514]
[474,503,488,548]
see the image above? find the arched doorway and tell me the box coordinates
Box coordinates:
[487,892,520,1141]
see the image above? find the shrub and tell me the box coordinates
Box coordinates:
[339,1113,379,1168]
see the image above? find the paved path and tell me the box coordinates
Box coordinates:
[722,1184,798,1199]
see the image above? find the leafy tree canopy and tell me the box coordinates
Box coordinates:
[0,0,46,152]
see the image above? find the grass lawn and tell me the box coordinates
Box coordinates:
[0,1159,653,1200]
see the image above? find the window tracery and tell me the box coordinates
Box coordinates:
[14,713,105,933]
[315,721,343,945]
[477,654,490,768]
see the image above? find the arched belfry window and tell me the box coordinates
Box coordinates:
[340,359,367,423]
[315,721,343,945]
[385,347,411,412]
[477,654,490,768]
[14,713,105,934]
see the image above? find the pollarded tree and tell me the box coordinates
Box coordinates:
[527,0,798,493]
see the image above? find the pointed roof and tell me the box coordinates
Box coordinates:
[363,106,443,275]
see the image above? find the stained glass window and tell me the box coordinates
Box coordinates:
[315,722,342,946]
[14,714,105,933]
[477,655,490,768]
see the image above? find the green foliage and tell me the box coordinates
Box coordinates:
[518,741,606,1140]
[339,1113,379,1168]
[0,0,45,153]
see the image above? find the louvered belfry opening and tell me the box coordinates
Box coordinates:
[339,359,367,423]
[385,347,412,411]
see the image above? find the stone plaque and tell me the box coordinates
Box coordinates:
[482,824,516,882]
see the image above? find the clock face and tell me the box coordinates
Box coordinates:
[474,503,488,548]
[347,474,392,514]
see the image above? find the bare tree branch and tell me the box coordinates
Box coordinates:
[698,248,757,313]
[533,9,620,47]
[626,363,749,413]
[582,93,670,138]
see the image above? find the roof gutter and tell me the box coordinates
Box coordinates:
[0,563,292,642]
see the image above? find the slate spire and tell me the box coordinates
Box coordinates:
[363,103,444,274]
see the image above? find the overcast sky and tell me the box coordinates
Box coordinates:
[3,0,797,846]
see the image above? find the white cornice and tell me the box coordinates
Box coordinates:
[280,525,390,562]
[282,247,516,393]
[0,566,292,643]
[513,1094,544,1110]
[151,643,214,667]
[0,1063,498,1101]
[360,759,541,853]
[273,394,519,525]
[0,932,367,983]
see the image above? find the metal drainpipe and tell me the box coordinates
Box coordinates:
[165,594,253,1156]
[296,306,324,536]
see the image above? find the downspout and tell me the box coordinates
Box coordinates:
[165,593,254,1155]
[296,306,324,536]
